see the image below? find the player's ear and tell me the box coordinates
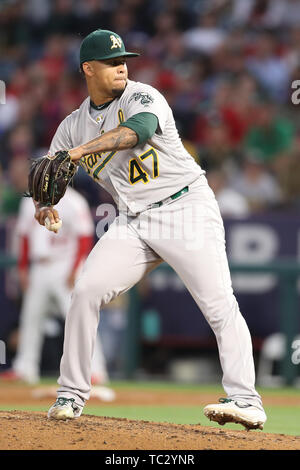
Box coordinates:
[82,62,94,77]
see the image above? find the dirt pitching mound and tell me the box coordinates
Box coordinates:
[1,410,300,450]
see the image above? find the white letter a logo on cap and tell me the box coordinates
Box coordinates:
[110,35,122,49]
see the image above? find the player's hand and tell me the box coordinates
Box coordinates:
[34,202,60,229]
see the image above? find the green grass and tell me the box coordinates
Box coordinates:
[5,377,300,393]
[1,380,300,436]
[38,378,300,396]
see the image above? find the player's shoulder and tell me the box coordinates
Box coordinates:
[122,80,166,104]
[124,79,159,94]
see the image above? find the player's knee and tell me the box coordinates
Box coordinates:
[72,277,97,300]
[72,276,114,306]
[203,294,239,330]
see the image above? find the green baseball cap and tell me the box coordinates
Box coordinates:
[80,29,140,64]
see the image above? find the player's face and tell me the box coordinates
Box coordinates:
[89,57,128,98]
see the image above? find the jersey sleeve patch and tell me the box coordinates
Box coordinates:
[129,92,154,107]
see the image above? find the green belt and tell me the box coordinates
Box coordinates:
[151,186,189,208]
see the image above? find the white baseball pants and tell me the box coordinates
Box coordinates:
[57,175,263,409]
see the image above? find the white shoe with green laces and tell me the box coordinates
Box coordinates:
[47,397,83,420]
[204,398,267,431]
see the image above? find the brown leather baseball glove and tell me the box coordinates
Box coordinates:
[27,151,78,206]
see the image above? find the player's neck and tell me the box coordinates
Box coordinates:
[90,99,113,111]
[89,94,114,107]
[87,80,127,106]
[88,85,115,107]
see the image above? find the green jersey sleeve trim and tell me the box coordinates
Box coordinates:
[119,112,159,146]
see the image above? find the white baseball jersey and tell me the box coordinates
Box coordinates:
[49,79,204,214]
[16,187,94,265]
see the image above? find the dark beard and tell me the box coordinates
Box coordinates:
[111,82,127,98]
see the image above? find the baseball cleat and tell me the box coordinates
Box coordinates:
[204,398,267,431]
[47,397,83,420]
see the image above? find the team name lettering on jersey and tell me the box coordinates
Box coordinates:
[129,92,154,107]
[80,153,101,176]
[80,151,117,181]
[110,35,122,49]
[80,109,126,179]
[118,109,125,124]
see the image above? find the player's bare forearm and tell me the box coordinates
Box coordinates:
[69,126,138,161]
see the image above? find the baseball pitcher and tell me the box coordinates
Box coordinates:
[31,29,266,430]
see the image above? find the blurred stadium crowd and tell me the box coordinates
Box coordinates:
[1,0,300,383]
[1,0,300,218]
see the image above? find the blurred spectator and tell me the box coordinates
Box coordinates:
[146,11,179,60]
[246,32,290,103]
[244,99,294,176]
[0,0,32,64]
[275,0,300,28]
[231,151,282,212]
[162,32,192,75]
[110,7,138,41]
[219,75,258,146]
[43,0,79,37]
[37,34,68,85]
[169,68,203,136]
[162,0,194,31]
[231,0,275,28]
[6,66,31,99]
[125,32,157,86]
[280,151,300,206]
[0,94,19,136]
[183,11,227,55]
[191,75,258,149]
[199,116,238,172]
[24,0,51,25]
[74,0,111,38]
[230,0,300,29]
[207,168,250,218]
[285,26,300,74]
[0,157,29,218]
[0,123,34,170]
